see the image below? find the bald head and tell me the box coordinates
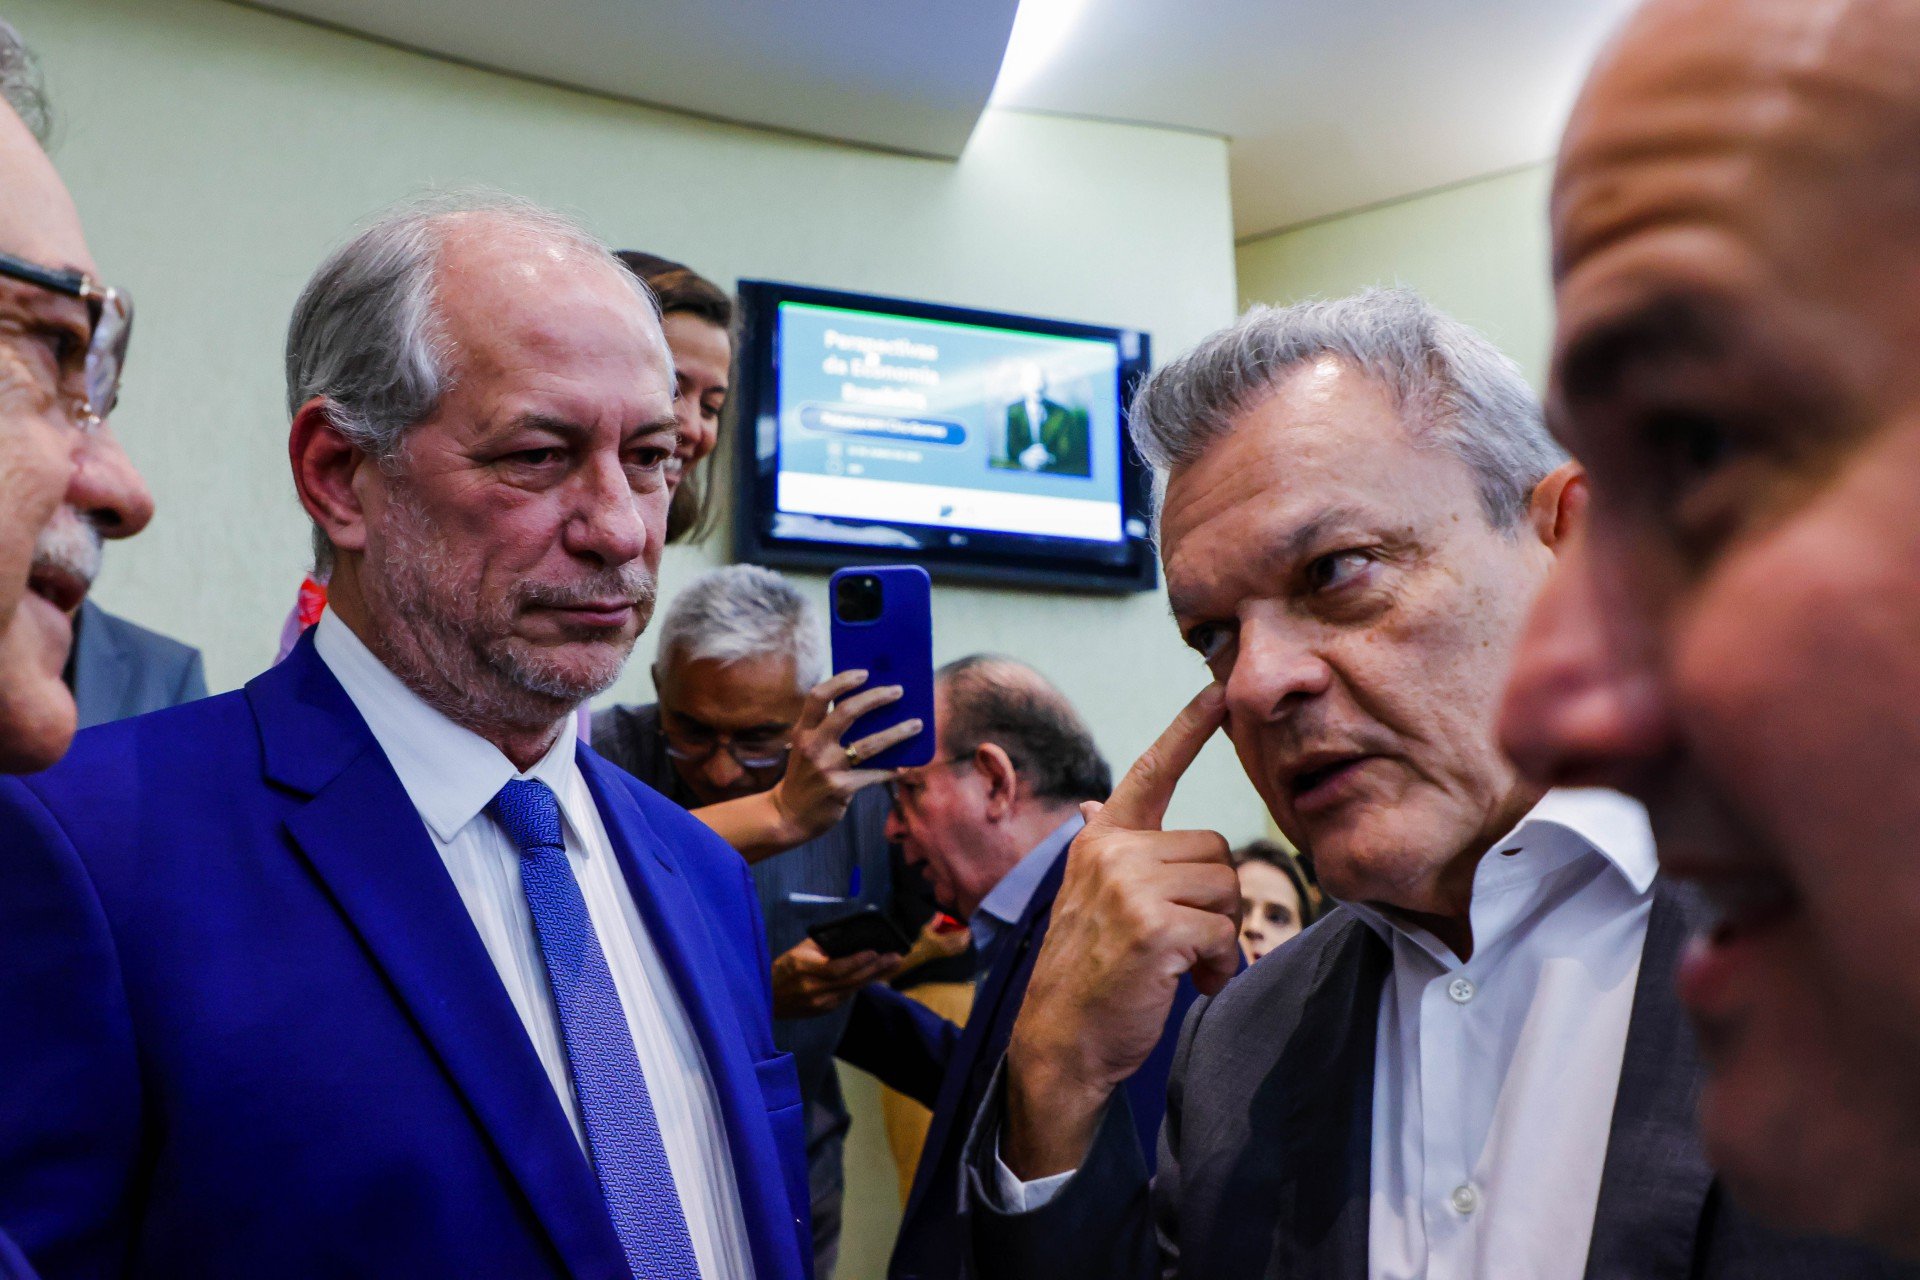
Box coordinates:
[1504,0,1920,1256]
[936,656,1110,807]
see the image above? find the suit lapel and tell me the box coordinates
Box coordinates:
[580,751,800,1280]
[1235,918,1384,1280]
[1582,880,1714,1280]
[254,640,629,1280]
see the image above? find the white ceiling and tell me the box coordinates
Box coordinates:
[992,0,1642,239]
[244,0,1021,159]
[242,0,1640,240]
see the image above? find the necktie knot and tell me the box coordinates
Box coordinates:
[489,778,563,856]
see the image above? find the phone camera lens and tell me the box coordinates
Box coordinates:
[836,574,884,624]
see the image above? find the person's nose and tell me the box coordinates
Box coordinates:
[1500,540,1674,790]
[68,420,154,540]
[883,802,907,845]
[563,450,650,568]
[702,747,747,795]
[1224,609,1334,727]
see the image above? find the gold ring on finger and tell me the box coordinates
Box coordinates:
[844,744,862,766]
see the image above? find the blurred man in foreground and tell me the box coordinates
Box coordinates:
[830,654,1194,1280]
[0,193,806,1279]
[968,291,1907,1279]
[1501,0,1920,1260]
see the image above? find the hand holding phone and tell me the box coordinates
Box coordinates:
[767,669,922,847]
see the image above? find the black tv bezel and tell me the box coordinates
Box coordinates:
[730,279,1158,594]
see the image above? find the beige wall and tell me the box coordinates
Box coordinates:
[1235,163,1554,383]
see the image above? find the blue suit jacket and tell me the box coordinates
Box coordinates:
[837,849,1198,1280]
[0,635,810,1280]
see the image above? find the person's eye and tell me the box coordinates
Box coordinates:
[1643,407,1747,490]
[1182,621,1234,665]
[627,444,672,472]
[509,447,564,467]
[1304,549,1373,593]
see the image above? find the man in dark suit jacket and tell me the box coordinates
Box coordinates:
[966,292,1909,1278]
[66,599,205,727]
[0,195,808,1279]
[999,364,1090,477]
[833,655,1197,1280]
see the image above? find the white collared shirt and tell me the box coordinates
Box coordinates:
[1345,788,1656,1280]
[314,612,755,1280]
[996,789,1657,1280]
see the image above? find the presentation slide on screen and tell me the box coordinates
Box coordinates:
[773,302,1127,544]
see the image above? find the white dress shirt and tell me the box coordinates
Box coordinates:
[315,612,755,1280]
[995,788,1657,1280]
[1347,788,1656,1280]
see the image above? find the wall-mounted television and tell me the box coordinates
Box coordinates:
[731,280,1157,593]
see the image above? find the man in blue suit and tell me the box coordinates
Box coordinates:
[0,193,809,1280]
[833,656,1198,1280]
[0,17,158,1278]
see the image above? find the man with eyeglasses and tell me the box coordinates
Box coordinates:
[827,654,1197,1280]
[0,18,153,777]
[0,18,152,1279]
[591,562,931,1279]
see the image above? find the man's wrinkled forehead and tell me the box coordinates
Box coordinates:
[1556,0,1920,283]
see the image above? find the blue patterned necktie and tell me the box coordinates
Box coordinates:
[488,778,702,1280]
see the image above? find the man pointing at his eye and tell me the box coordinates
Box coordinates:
[961,290,1910,1279]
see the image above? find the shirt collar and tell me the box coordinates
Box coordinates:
[1341,787,1656,951]
[313,610,581,844]
[970,812,1085,955]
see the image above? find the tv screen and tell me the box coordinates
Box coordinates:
[731,280,1157,592]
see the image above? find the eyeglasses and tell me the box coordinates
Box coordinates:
[658,722,791,772]
[0,249,132,432]
[884,756,974,808]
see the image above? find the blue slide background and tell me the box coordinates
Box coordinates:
[774,302,1123,534]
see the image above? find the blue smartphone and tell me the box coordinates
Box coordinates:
[828,565,935,770]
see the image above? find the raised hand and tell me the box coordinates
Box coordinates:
[1001,683,1239,1178]
[769,669,923,846]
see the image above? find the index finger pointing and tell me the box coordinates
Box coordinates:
[1097,683,1226,832]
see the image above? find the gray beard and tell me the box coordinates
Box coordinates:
[358,484,654,744]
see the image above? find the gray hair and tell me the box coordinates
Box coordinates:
[1129,288,1564,529]
[285,189,655,572]
[0,18,51,146]
[655,564,827,691]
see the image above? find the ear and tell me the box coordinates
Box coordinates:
[974,742,1021,821]
[1526,461,1587,553]
[289,397,376,562]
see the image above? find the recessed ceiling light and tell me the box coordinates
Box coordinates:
[990,0,1095,104]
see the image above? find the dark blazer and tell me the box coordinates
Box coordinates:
[840,848,1198,1280]
[0,634,810,1280]
[1000,398,1091,477]
[963,882,1913,1279]
[68,600,206,729]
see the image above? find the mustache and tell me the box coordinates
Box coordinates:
[31,509,103,589]
[515,564,657,611]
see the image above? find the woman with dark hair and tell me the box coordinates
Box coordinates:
[613,250,733,544]
[1229,839,1318,965]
